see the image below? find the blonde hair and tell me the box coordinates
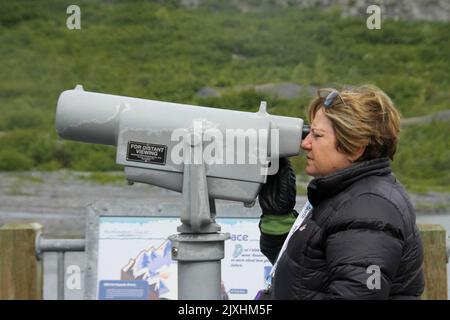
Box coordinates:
[308,85,401,161]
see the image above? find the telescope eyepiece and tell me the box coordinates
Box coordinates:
[302,125,310,140]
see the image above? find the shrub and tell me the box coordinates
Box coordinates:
[0,149,34,171]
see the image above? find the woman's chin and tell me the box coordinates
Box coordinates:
[305,166,315,177]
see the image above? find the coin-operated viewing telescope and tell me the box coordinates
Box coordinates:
[55,85,309,299]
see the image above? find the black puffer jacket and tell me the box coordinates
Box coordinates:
[260,158,425,299]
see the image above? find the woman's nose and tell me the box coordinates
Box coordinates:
[301,133,312,151]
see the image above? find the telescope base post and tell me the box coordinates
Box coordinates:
[169,233,229,300]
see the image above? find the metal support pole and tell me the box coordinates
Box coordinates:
[170,128,230,300]
[57,252,65,300]
[169,233,229,300]
[36,238,85,257]
[34,235,85,300]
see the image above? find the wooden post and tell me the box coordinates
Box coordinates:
[0,222,43,300]
[418,224,448,300]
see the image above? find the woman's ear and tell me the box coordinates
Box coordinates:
[348,147,365,163]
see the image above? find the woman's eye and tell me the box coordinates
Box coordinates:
[313,133,322,138]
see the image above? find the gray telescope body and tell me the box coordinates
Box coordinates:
[56,85,304,204]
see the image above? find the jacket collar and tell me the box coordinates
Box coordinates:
[307,157,392,207]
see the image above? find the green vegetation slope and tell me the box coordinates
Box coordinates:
[0,1,449,192]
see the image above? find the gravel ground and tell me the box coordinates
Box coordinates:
[0,171,184,237]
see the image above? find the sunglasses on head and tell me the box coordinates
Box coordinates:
[301,89,347,140]
[318,88,347,109]
[302,88,346,140]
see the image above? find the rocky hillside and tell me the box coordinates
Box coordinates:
[180,0,450,21]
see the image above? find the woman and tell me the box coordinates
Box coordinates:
[258,85,424,300]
